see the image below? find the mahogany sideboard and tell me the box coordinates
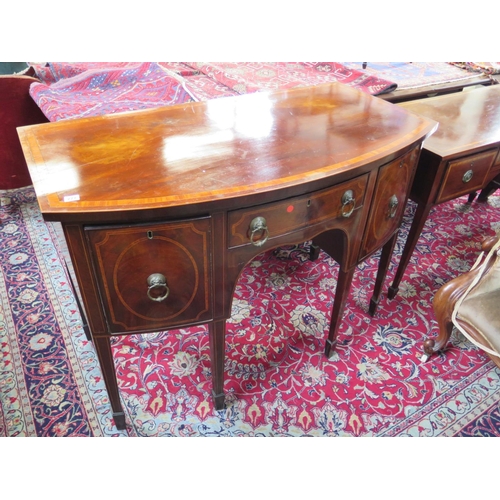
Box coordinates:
[386,85,500,310]
[18,83,436,430]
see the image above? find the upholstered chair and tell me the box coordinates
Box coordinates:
[424,234,500,368]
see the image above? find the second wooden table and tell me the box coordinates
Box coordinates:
[385,85,500,306]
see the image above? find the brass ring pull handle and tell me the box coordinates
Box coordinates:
[388,195,399,218]
[249,216,269,247]
[463,169,474,183]
[147,273,170,302]
[341,190,355,218]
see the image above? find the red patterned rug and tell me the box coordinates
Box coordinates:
[185,62,397,96]
[29,62,398,124]
[31,62,201,83]
[1,185,499,437]
[29,62,195,122]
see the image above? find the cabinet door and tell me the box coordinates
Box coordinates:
[360,147,419,259]
[85,218,212,334]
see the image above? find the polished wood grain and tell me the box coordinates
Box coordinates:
[387,85,500,304]
[19,83,435,221]
[398,85,500,159]
[19,83,436,431]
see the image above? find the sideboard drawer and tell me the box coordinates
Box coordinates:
[227,174,369,249]
[85,218,212,334]
[488,148,500,176]
[360,147,419,259]
[436,148,497,203]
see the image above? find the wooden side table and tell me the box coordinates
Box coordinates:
[383,85,500,307]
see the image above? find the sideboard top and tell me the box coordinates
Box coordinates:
[398,84,500,159]
[18,82,437,218]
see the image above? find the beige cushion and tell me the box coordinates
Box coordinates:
[458,254,500,354]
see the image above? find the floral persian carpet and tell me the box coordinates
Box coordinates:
[1,186,499,437]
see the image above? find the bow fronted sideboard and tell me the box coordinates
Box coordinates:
[18,83,437,430]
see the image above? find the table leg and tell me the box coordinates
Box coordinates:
[208,319,226,411]
[388,202,432,300]
[65,264,91,341]
[369,232,398,316]
[93,336,127,430]
[477,174,500,202]
[467,191,477,203]
[325,267,356,359]
[309,242,320,261]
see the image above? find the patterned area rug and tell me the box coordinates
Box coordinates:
[449,62,500,75]
[31,62,200,83]
[185,62,397,96]
[1,186,500,437]
[28,62,397,124]
[343,62,484,90]
[29,62,195,122]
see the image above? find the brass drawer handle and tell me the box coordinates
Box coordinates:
[388,194,399,218]
[341,189,355,218]
[147,273,170,302]
[463,169,474,183]
[249,216,269,247]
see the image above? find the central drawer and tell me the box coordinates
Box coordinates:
[227,174,369,249]
[85,217,212,334]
